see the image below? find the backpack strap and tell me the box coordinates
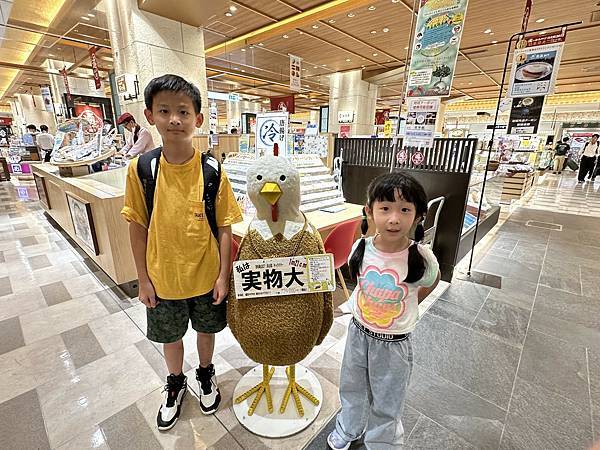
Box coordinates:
[136,146,162,221]
[202,152,221,240]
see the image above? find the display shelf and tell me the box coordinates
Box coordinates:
[500,171,537,203]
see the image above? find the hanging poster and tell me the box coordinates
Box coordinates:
[375,109,390,125]
[339,125,351,138]
[89,47,101,89]
[40,86,53,113]
[60,68,71,102]
[508,30,566,98]
[209,102,218,134]
[289,54,302,91]
[404,97,440,148]
[256,111,289,157]
[270,95,295,114]
[406,0,469,97]
[508,96,545,135]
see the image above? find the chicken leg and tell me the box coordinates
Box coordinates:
[279,365,320,417]
[235,364,275,416]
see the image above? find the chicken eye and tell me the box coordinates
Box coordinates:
[257,175,263,181]
[280,175,286,181]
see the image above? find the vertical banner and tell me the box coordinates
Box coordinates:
[289,54,302,91]
[60,67,71,102]
[209,102,218,134]
[384,121,393,138]
[40,86,53,112]
[521,0,532,33]
[404,97,440,148]
[256,111,289,157]
[375,109,390,125]
[508,96,545,134]
[508,30,566,98]
[89,47,101,89]
[270,95,295,114]
[407,0,469,97]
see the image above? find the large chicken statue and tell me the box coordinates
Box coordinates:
[228,145,333,417]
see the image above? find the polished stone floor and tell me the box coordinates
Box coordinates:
[0,173,599,449]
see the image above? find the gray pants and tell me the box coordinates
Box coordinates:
[335,320,413,449]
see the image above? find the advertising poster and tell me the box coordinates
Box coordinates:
[256,111,289,157]
[404,97,440,148]
[508,96,545,134]
[209,102,218,134]
[60,67,71,102]
[406,0,469,97]
[40,86,53,113]
[508,30,566,98]
[375,109,390,125]
[74,104,104,133]
[270,95,295,114]
[339,124,351,138]
[384,120,393,138]
[289,54,302,91]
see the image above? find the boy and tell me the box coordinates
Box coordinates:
[552,137,570,174]
[121,74,243,431]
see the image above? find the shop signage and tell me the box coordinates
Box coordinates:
[60,67,71,102]
[406,0,469,98]
[411,151,425,165]
[404,97,440,149]
[375,109,390,125]
[289,54,302,91]
[508,96,545,135]
[233,254,335,299]
[339,124,351,138]
[397,149,408,164]
[486,124,507,130]
[256,111,289,157]
[40,86,53,113]
[338,111,355,123]
[384,120,393,138]
[228,93,240,102]
[89,47,101,89]
[305,123,319,136]
[270,95,295,114]
[0,117,12,126]
[508,29,566,98]
[208,91,229,101]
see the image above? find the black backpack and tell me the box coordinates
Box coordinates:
[137,147,221,239]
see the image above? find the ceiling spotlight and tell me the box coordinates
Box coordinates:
[258,42,264,46]
[241,48,246,51]
[404,46,409,50]
[536,18,545,23]
[392,0,400,3]
[314,66,318,69]
[81,16,90,21]
[345,58,351,62]
[492,40,498,44]
[361,65,366,68]
[368,6,376,10]
[329,19,336,24]
[225,12,232,17]
[347,13,355,18]
[241,69,246,72]
[371,30,377,34]
[283,34,289,38]
[312,25,319,29]
[87,13,95,17]
[48,53,55,57]
[373,52,378,56]
[383,28,389,32]
[484,29,492,34]
[298,30,304,34]
[310,98,317,102]
[323,64,327,67]
[540,31,547,35]
[229,5,237,12]
[302,68,306,71]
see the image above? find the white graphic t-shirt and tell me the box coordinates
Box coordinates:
[348,237,439,335]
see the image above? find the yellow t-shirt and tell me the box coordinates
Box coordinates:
[121,150,243,299]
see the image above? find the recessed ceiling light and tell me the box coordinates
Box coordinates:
[81,16,90,21]
[492,40,498,44]
[225,12,232,17]
[241,69,246,72]
[489,32,494,36]
[258,42,264,46]
[48,53,55,57]
[368,6,376,10]
[298,30,304,35]
[302,68,306,71]
[310,98,317,102]
[468,82,473,85]
[347,13,355,18]
[345,58,351,62]
[540,31,547,35]
[323,64,327,67]
[392,0,400,3]
[312,25,319,29]
[241,48,246,52]
[383,28,389,33]
[283,34,289,38]
[314,66,318,69]
[361,65,366,68]
[404,46,409,50]
[234,67,239,70]
[329,19,336,24]
[484,29,492,34]
[87,13,95,17]
[229,5,237,12]
[536,18,545,23]
[373,53,378,56]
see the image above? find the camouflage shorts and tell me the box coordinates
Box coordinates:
[146,292,227,343]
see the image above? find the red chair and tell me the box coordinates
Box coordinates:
[231,238,240,267]
[324,219,360,299]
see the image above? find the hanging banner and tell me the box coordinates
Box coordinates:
[508,96,545,135]
[508,29,566,98]
[406,0,469,98]
[404,97,440,148]
[375,109,390,125]
[60,68,71,102]
[270,95,295,114]
[89,47,101,89]
[209,102,218,134]
[40,86,53,113]
[521,0,532,33]
[256,111,289,157]
[289,54,302,91]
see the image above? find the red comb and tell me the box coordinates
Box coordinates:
[273,143,279,157]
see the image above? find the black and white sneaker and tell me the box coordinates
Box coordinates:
[157,373,187,431]
[196,364,221,415]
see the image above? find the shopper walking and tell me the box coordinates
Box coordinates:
[578,134,599,182]
[553,137,570,174]
[121,75,242,431]
[117,112,155,158]
[36,125,54,162]
[327,172,440,450]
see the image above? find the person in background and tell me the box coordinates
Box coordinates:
[230,128,238,134]
[552,137,570,174]
[578,134,599,183]
[36,125,55,162]
[117,112,155,158]
[23,124,37,146]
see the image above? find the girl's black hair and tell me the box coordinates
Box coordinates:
[133,124,141,144]
[348,171,429,283]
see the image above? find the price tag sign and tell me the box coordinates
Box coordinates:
[233,254,335,299]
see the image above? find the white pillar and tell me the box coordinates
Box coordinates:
[329,70,378,136]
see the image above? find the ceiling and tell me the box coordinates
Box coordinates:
[3,0,600,113]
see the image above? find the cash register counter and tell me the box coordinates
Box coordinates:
[31,163,363,297]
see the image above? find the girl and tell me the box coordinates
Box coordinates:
[117,112,155,158]
[328,172,440,450]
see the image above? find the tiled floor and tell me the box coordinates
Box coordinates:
[1,173,599,449]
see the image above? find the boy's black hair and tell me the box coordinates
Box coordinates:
[349,171,429,283]
[26,124,37,131]
[40,125,48,132]
[144,74,202,114]
[593,133,599,139]
[562,137,569,142]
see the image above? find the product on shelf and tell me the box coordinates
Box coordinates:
[50,119,117,165]
[223,153,345,214]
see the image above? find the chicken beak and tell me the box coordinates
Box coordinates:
[260,182,282,206]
